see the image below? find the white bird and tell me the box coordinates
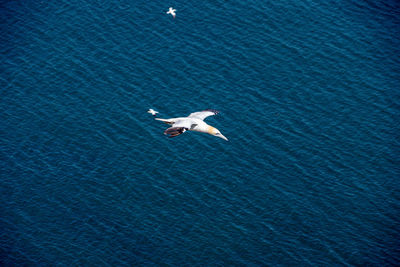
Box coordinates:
[147,109,159,116]
[155,109,228,141]
[166,7,176,18]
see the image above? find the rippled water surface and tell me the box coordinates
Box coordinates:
[1,0,399,265]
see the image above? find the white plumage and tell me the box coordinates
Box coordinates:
[147,109,159,116]
[166,7,176,18]
[155,109,228,141]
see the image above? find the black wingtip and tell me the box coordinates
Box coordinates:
[164,127,188,138]
[204,109,220,115]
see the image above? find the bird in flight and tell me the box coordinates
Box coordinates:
[166,7,176,18]
[155,109,228,141]
[147,109,159,116]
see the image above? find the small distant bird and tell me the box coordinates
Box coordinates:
[147,109,159,116]
[155,109,228,141]
[166,7,176,18]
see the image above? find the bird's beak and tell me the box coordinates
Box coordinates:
[219,134,228,141]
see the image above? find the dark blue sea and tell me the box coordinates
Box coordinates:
[1,0,399,265]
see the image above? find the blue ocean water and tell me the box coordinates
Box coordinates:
[1,0,399,265]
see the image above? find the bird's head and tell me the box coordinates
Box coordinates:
[208,126,228,141]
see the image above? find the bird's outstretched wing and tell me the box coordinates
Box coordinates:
[188,109,219,121]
